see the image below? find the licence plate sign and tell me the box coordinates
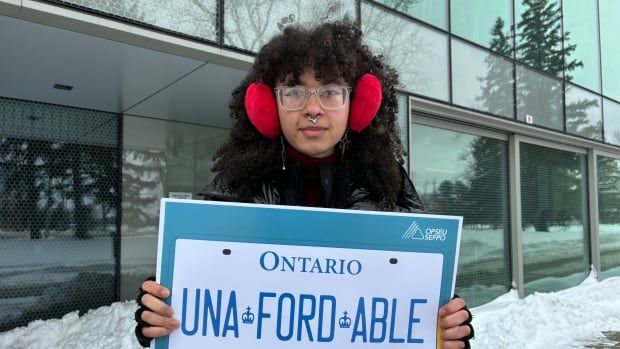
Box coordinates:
[168,239,443,348]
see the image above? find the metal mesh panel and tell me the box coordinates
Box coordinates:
[0,97,120,331]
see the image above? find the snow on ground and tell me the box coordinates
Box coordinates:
[0,301,141,349]
[472,273,620,348]
[0,274,618,349]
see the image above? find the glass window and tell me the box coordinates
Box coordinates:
[515,0,564,76]
[362,2,449,101]
[565,84,602,141]
[520,142,588,295]
[451,0,513,54]
[411,123,510,306]
[516,64,563,130]
[373,0,448,29]
[224,0,356,52]
[562,0,601,92]
[55,0,218,41]
[451,39,514,118]
[600,0,620,100]
[604,99,620,146]
[120,116,229,300]
[0,97,118,330]
[396,94,409,172]
[597,155,620,279]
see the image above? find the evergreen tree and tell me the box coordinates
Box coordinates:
[516,0,598,137]
[0,134,119,239]
[516,0,581,75]
[520,143,586,231]
[0,138,42,237]
[430,179,471,219]
[65,142,119,239]
[472,0,598,231]
[565,95,602,140]
[464,137,508,229]
[122,149,166,233]
[476,17,514,118]
[515,0,572,129]
[597,157,620,224]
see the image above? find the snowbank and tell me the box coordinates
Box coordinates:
[1,275,619,348]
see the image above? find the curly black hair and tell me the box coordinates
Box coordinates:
[212,19,406,204]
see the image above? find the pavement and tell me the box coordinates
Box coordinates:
[583,331,620,348]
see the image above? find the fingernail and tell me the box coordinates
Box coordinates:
[161,289,170,298]
[171,319,179,328]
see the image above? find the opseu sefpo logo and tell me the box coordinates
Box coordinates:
[402,221,447,241]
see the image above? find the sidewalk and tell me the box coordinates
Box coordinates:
[583,331,620,348]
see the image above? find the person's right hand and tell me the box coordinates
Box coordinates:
[135,278,179,346]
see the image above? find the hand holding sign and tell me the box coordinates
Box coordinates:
[137,280,472,348]
[140,200,467,349]
[137,280,178,339]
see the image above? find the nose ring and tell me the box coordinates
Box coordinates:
[305,114,322,124]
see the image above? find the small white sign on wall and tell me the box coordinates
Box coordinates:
[526,114,534,124]
[168,192,192,200]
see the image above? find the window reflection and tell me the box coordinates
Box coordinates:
[516,65,563,130]
[224,0,355,52]
[600,0,620,100]
[562,0,601,92]
[0,98,118,331]
[520,143,588,295]
[362,2,449,100]
[396,94,409,171]
[597,155,620,279]
[515,0,565,77]
[565,84,602,141]
[55,0,217,41]
[120,116,228,300]
[373,0,447,29]
[411,123,510,306]
[452,39,514,118]
[603,99,620,146]
[451,0,513,52]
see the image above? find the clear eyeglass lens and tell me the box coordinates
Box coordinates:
[278,86,349,110]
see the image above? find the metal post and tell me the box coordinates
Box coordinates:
[509,134,524,297]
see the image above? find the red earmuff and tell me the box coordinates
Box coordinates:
[244,73,382,139]
[348,73,382,133]
[244,82,280,140]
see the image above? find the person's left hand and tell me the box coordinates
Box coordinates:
[438,297,474,349]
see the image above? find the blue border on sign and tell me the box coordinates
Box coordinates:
[153,199,462,349]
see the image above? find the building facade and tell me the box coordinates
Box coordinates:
[0,0,618,331]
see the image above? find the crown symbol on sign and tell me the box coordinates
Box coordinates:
[339,311,351,329]
[242,307,255,324]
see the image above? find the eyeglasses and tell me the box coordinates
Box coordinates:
[274,86,352,111]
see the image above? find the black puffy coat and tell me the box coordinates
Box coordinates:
[198,161,425,213]
[135,163,448,348]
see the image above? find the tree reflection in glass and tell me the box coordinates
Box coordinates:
[597,155,620,279]
[475,0,600,140]
[362,2,449,100]
[224,0,354,52]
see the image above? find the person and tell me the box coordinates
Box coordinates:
[134,20,474,348]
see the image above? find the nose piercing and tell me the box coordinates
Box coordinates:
[305,114,322,124]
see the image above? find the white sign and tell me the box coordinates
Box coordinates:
[154,200,462,349]
[169,239,442,348]
[168,192,192,200]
